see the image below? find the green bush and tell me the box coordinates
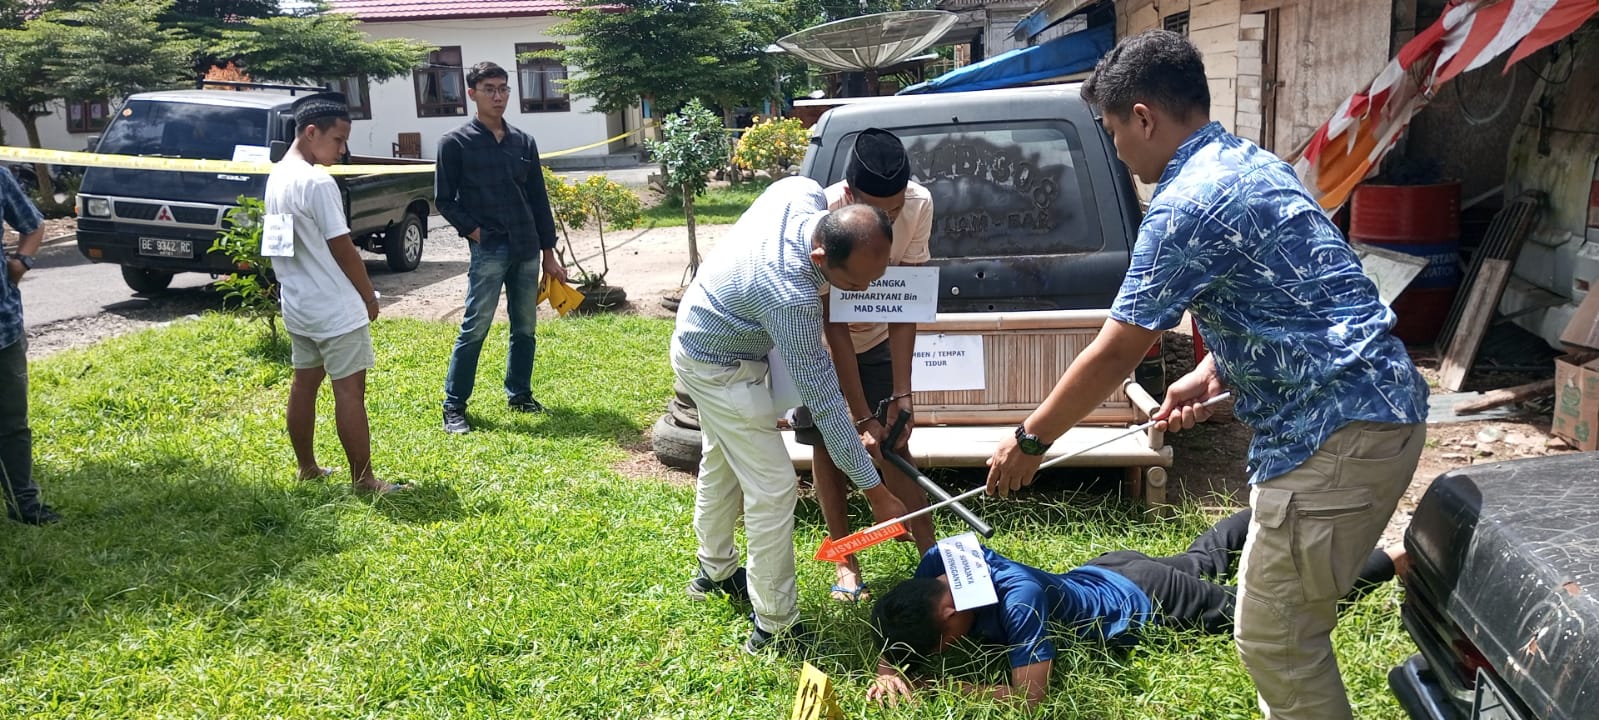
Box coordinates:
[543,168,642,288]
[733,116,807,176]
[209,195,280,340]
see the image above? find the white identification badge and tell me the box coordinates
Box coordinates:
[261,213,294,257]
[828,266,939,323]
[936,532,998,611]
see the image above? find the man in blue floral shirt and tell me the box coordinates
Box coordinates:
[986,30,1427,720]
[1,168,59,525]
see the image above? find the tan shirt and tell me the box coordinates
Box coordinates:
[821,179,934,354]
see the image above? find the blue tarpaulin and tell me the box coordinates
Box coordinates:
[897,21,1114,95]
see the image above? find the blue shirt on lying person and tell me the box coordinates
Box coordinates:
[914,545,1154,669]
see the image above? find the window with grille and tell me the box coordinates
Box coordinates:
[1164,11,1190,36]
[414,46,466,117]
[66,99,111,133]
[328,76,372,120]
[516,43,571,113]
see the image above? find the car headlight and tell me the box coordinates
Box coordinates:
[84,197,111,218]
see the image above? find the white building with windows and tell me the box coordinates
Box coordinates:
[0,99,110,155]
[327,0,642,165]
[0,0,642,168]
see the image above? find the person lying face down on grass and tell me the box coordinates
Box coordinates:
[867,509,1405,707]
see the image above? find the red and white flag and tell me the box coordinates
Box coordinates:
[1292,0,1598,211]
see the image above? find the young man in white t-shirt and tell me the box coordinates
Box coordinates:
[795,128,936,602]
[265,92,403,495]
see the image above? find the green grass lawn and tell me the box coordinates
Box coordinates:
[0,314,1414,718]
[642,179,774,227]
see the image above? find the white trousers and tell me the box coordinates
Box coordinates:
[671,340,800,633]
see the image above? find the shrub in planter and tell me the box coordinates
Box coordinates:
[646,99,728,281]
[543,168,642,313]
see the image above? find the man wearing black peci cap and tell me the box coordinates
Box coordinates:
[267,91,404,495]
[793,127,938,604]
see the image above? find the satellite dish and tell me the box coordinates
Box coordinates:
[776,11,959,72]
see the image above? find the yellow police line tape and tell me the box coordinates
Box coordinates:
[0,121,668,176]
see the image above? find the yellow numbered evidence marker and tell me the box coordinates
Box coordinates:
[791,662,844,720]
[537,275,585,316]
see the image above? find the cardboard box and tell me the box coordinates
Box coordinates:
[1552,355,1599,451]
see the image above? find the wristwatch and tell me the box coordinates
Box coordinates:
[1014,424,1052,456]
[7,252,34,271]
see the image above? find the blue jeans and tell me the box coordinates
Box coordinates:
[443,243,540,410]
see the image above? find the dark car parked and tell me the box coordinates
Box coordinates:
[74,84,434,294]
[1390,452,1599,720]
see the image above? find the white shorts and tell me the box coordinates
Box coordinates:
[290,325,374,380]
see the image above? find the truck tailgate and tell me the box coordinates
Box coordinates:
[1405,452,1599,720]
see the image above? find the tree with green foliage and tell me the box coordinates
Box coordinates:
[0,0,427,203]
[213,11,430,85]
[646,99,729,280]
[542,168,643,291]
[550,0,795,119]
[0,0,187,205]
[46,0,195,105]
[733,116,808,176]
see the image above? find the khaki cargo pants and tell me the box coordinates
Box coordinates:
[1234,420,1425,720]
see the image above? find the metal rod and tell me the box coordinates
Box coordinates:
[882,410,993,537]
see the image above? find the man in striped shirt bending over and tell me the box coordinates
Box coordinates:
[672,176,909,655]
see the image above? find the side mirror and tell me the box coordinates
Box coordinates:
[85,135,100,152]
[269,140,288,163]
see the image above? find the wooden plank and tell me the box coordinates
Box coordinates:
[1191,0,1242,31]
[1453,379,1555,414]
[1439,259,1514,392]
[1438,192,1543,346]
[1191,24,1237,56]
[1127,4,1160,33]
[917,308,1111,332]
[784,425,1173,470]
[1205,51,1239,78]
[1242,0,1288,13]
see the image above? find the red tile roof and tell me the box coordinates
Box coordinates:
[327,1,576,22]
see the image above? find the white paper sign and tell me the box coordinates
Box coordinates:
[231,144,271,163]
[912,334,985,391]
[937,532,998,611]
[829,266,939,323]
[261,213,295,257]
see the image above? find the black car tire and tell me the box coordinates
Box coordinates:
[673,377,695,407]
[668,398,700,430]
[385,213,425,272]
[652,414,702,471]
[121,266,175,294]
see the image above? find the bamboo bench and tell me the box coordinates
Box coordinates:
[783,309,1173,507]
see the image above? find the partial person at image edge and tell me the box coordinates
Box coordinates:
[982,29,1428,720]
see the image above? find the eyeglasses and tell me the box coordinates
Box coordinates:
[476,86,512,97]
